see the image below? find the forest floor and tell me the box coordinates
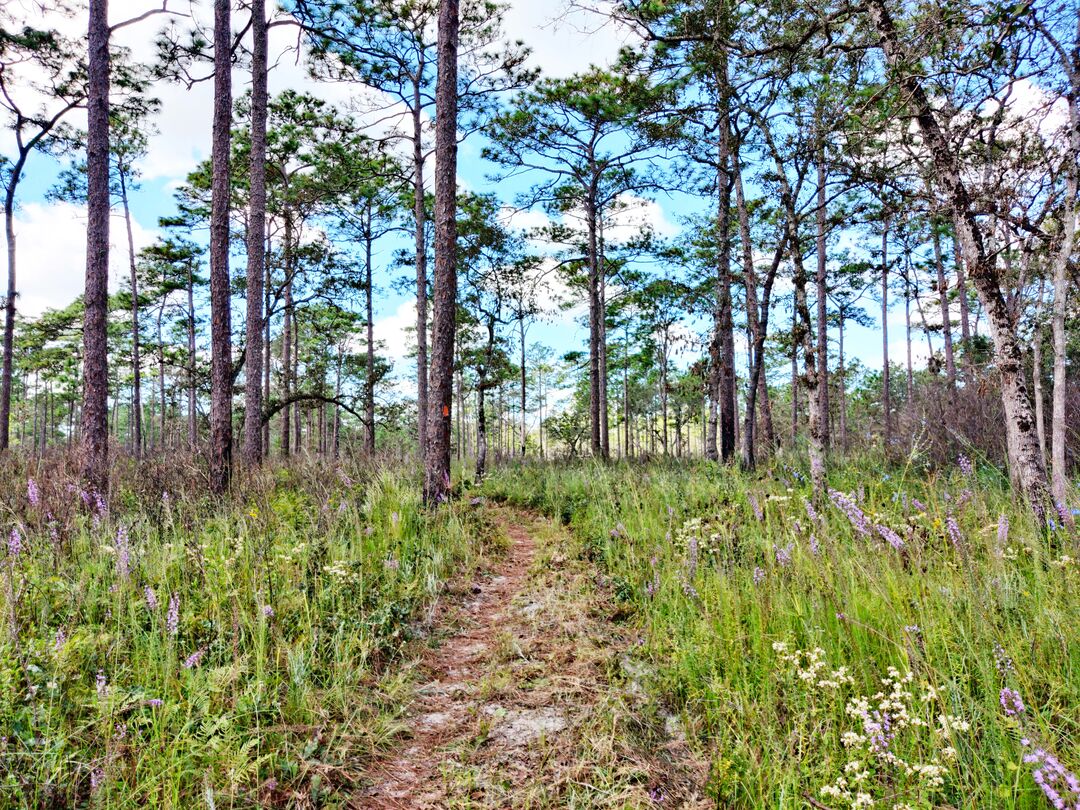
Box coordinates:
[352,507,708,809]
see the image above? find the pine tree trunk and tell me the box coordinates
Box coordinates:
[242,0,268,466]
[121,180,142,458]
[281,217,293,457]
[365,204,376,454]
[412,97,429,458]
[422,0,459,505]
[586,182,602,457]
[188,263,197,450]
[815,140,830,452]
[881,216,891,450]
[208,0,233,494]
[80,0,110,491]
[931,218,957,390]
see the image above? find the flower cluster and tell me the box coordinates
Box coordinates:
[829,489,872,538]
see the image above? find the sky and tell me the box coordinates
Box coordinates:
[6,0,943,408]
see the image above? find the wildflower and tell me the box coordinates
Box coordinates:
[875,523,905,551]
[774,543,793,567]
[115,525,131,579]
[809,534,820,555]
[53,626,66,652]
[384,556,400,571]
[261,604,274,618]
[997,514,1009,553]
[7,528,22,559]
[805,499,821,525]
[994,643,1014,676]
[904,625,921,635]
[945,515,964,549]
[469,496,483,506]
[145,698,164,708]
[182,647,207,669]
[911,497,927,512]
[90,768,105,792]
[829,489,871,538]
[162,491,171,507]
[144,586,158,611]
[958,454,974,478]
[748,494,764,522]
[999,687,1025,717]
[27,479,40,508]
[166,593,180,636]
[753,566,766,585]
[390,511,400,528]
[1022,746,1080,809]
[96,670,107,697]
[94,491,107,516]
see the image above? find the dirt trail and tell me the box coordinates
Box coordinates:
[352,508,707,809]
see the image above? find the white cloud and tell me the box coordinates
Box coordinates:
[373,298,417,364]
[14,201,157,318]
[503,1,627,79]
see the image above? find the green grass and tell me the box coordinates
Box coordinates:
[481,456,1080,808]
[0,460,496,808]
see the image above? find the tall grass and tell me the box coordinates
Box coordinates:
[0,457,494,807]
[482,456,1080,808]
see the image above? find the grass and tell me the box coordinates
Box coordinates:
[480,454,1080,808]
[0,457,498,808]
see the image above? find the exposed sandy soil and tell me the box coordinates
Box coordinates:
[350,508,708,809]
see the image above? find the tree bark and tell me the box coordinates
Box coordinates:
[412,92,429,457]
[881,214,891,450]
[281,215,293,457]
[931,216,957,390]
[80,0,110,491]
[423,0,458,505]
[1033,280,1048,466]
[208,0,233,494]
[815,138,830,452]
[242,0,268,466]
[364,202,376,455]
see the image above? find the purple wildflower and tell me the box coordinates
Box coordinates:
[748,494,764,522]
[1022,746,1080,809]
[384,556,399,571]
[752,566,766,586]
[875,523,905,551]
[804,499,821,526]
[182,646,207,669]
[144,586,157,611]
[115,525,131,579]
[7,528,22,558]
[27,479,40,508]
[911,497,927,513]
[93,491,107,516]
[997,514,1010,552]
[53,626,66,652]
[95,670,107,697]
[828,489,871,538]
[808,534,820,555]
[166,593,180,636]
[958,453,974,478]
[946,515,964,549]
[1000,687,1025,717]
[90,768,105,792]
[261,604,274,618]
[145,698,164,708]
[774,543,793,567]
[994,643,1014,676]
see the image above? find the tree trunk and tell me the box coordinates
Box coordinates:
[364,203,376,454]
[1033,280,1048,466]
[931,217,957,390]
[868,0,1052,519]
[881,215,891,450]
[281,216,293,457]
[838,312,848,453]
[815,139,830,451]
[208,0,233,495]
[1050,140,1076,506]
[242,0,268,466]
[519,314,526,456]
[412,92,429,458]
[717,123,736,463]
[188,262,197,450]
[586,182,602,457]
[80,0,110,491]
[422,0,459,505]
[120,178,142,458]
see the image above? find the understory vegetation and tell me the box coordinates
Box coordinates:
[482,456,1080,808]
[0,458,498,807]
